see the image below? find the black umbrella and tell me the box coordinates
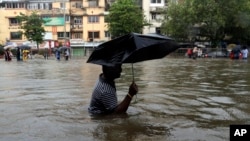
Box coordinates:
[59,46,70,51]
[232,45,241,53]
[16,45,31,50]
[87,32,179,80]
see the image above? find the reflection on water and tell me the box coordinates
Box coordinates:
[0,57,250,141]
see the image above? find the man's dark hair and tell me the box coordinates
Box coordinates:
[102,64,122,80]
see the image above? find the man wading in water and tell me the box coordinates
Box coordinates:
[88,64,138,115]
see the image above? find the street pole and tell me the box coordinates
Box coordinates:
[63,1,66,46]
[92,11,94,48]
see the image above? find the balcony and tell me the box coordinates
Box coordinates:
[70,24,83,31]
[39,8,69,16]
[149,6,166,13]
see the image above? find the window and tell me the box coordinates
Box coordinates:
[39,3,44,9]
[9,18,19,26]
[88,31,99,39]
[151,13,156,20]
[89,0,98,7]
[10,32,22,40]
[74,17,82,24]
[44,3,52,10]
[57,32,70,38]
[88,16,99,23]
[72,32,83,39]
[151,0,161,4]
[156,27,161,34]
[151,13,162,21]
[65,15,70,22]
[6,3,25,8]
[6,3,11,8]
[19,3,25,8]
[13,3,18,8]
[27,3,38,10]
[75,2,83,8]
[60,2,65,9]
[104,31,110,38]
[37,3,51,10]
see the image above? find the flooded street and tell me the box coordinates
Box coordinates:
[0,57,250,141]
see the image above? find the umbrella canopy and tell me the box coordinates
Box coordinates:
[16,45,31,50]
[227,44,236,52]
[59,46,70,52]
[197,44,205,48]
[87,32,179,67]
[4,45,16,50]
[232,45,241,53]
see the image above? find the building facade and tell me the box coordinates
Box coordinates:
[0,0,171,54]
[142,0,165,34]
[0,0,110,50]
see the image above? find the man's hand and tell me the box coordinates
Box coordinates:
[128,82,138,96]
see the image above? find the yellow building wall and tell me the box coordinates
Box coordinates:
[0,8,27,45]
[0,0,109,46]
[82,0,108,42]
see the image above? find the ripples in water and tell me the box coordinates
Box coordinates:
[0,58,250,141]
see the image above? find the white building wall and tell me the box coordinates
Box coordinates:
[142,0,165,34]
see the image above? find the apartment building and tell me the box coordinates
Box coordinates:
[0,0,172,55]
[142,0,165,34]
[0,0,111,56]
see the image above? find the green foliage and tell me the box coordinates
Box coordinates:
[16,12,48,49]
[162,0,250,45]
[106,0,149,38]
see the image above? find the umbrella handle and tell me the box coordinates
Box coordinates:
[131,63,137,102]
[131,63,134,82]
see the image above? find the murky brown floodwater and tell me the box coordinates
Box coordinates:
[0,57,249,141]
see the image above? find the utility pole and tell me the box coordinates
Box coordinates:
[91,11,94,48]
[63,1,67,46]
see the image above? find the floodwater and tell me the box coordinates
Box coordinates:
[0,57,250,141]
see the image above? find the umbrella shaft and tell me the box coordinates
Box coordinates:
[132,64,134,82]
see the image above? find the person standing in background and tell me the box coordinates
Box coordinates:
[55,48,60,61]
[192,47,198,59]
[4,48,12,61]
[64,49,69,61]
[187,48,193,58]
[44,48,49,60]
[241,46,249,59]
[16,47,21,61]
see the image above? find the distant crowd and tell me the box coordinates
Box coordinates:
[186,44,248,60]
[3,47,70,61]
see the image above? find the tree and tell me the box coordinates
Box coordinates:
[162,0,224,45]
[106,0,149,38]
[16,12,47,50]
[162,0,250,46]
[161,2,192,42]
[217,0,250,44]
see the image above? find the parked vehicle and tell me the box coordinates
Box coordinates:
[207,50,229,58]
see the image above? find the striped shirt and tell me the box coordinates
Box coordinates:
[88,74,118,115]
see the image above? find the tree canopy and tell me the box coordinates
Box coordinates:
[16,12,47,49]
[162,0,250,46]
[106,0,148,38]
